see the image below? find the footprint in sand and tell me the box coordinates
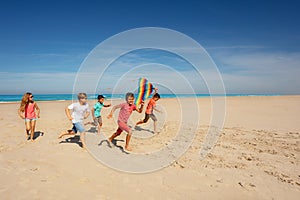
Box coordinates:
[79,177,90,183]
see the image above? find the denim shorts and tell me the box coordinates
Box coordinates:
[72,122,85,133]
[25,118,37,122]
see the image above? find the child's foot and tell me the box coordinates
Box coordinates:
[58,133,63,139]
[125,146,132,152]
[80,140,87,149]
[107,138,114,148]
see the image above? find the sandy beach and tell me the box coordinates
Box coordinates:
[0,95,299,199]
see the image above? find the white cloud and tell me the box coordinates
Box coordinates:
[1,46,299,95]
[0,72,77,94]
[213,51,300,94]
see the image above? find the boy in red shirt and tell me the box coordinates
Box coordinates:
[107,92,144,151]
[136,90,161,134]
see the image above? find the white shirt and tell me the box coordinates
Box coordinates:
[68,102,90,123]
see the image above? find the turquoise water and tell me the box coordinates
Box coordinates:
[0,93,280,102]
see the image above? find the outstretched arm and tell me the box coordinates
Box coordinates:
[65,107,73,121]
[107,104,121,119]
[104,103,111,107]
[136,101,144,113]
[153,107,162,113]
[153,87,158,95]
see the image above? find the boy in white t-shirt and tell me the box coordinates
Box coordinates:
[58,93,90,148]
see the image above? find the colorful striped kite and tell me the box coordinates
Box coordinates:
[135,78,154,106]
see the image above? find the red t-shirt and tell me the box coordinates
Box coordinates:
[25,102,36,119]
[146,98,156,114]
[118,103,136,123]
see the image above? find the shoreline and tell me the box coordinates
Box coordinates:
[0,94,299,104]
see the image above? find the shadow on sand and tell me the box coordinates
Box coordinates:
[98,139,129,154]
[27,131,44,140]
[59,135,83,148]
[134,126,154,134]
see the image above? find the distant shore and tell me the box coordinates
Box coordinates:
[0,93,293,103]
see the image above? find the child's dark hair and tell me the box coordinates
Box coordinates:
[153,93,160,99]
[97,95,105,100]
[125,92,135,101]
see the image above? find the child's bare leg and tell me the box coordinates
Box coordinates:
[125,130,132,151]
[25,121,31,139]
[109,132,119,142]
[84,122,94,126]
[108,129,122,147]
[97,123,102,135]
[153,121,157,133]
[30,120,36,141]
[58,130,75,139]
[80,132,86,148]
[136,120,143,126]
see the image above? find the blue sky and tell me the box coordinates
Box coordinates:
[0,0,299,94]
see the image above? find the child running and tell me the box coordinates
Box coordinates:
[107,92,144,151]
[85,95,111,135]
[136,88,161,133]
[18,92,40,141]
[58,93,90,149]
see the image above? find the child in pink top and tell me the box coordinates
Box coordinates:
[18,92,40,141]
[107,92,144,151]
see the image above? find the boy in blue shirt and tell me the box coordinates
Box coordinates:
[86,95,111,135]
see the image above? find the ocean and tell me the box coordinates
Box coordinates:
[0,94,280,103]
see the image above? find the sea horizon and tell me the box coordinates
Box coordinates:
[0,93,285,103]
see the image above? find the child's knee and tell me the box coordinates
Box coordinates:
[127,130,132,135]
[115,131,122,136]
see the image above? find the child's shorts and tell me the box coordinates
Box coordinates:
[93,116,102,126]
[25,118,37,122]
[116,120,131,134]
[143,113,157,123]
[72,122,85,133]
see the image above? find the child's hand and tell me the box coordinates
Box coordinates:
[20,114,25,119]
[37,114,40,118]
[68,117,73,121]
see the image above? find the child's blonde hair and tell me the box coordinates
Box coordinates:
[77,93,87,100]
[19,92,32,112]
